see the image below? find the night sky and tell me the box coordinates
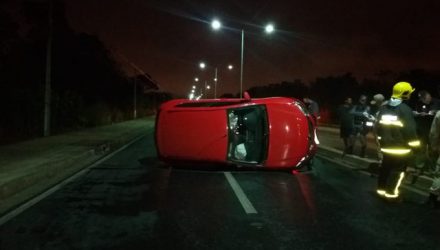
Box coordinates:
[10,0,440,96]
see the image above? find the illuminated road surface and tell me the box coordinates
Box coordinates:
[1,132,439,250]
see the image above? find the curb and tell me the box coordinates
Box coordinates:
[0,127,152,216]
[316,145,434,197]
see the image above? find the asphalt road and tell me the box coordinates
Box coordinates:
[1,132,439,250]
[317,128,379,159]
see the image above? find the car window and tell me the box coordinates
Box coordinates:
[227,105,268,164]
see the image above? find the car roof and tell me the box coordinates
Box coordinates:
[159,97,301,111]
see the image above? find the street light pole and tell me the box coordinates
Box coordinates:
[214,67,218,98]
[210,20,274,99]
[133,73,137,119]
[240,29,244,98]
[44,0,53,137]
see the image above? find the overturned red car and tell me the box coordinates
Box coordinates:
[155,93,318,170]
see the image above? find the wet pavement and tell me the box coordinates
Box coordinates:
[317,127,379,160]
[1,131,439,250]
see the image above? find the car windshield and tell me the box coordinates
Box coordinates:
[227,105,268,164]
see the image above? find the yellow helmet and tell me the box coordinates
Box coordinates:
[391,81,415,100]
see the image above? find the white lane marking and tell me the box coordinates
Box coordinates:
[0,134,146,226]
[224,172,258,214]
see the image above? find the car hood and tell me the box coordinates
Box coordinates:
[157,109,228,162]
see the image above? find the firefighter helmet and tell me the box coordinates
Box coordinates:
[391,82,415,100]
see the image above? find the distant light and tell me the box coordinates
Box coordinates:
[199,62,206,69]
[211,19,221,30]
[192,85,196,89]
[189,93,194,99]
[191,89,195,93]
[265,23,275,33]
[214,78,217,82]
[207,85,211,89]
[228,65,233,70]
[194,77,199,82]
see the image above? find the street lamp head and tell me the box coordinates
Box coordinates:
[194,77,199,82]
[211,19,221,30]
[192,85,196,89]
[228,65,233,70]
[265,23,275,34]
[214,78,217,82]
[199,62,206,69]
[206,85,211,89]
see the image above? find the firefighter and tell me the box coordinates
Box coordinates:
[375,82,420,200]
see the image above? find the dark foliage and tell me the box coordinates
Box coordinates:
[0,1,169,144]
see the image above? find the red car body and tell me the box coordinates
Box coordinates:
[155,95,318,169]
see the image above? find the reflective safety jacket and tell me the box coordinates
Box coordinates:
[375,98,420,155]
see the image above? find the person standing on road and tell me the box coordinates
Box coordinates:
[350,95,371,157]
[370,94,387,161]
[427,110,440,208]
[337,97,354,155]
[370,94,387,116]
[303,97,320,124]
[375,82,420,200]
[413,90,440,173]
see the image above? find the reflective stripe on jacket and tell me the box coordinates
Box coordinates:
[376,101,419,154]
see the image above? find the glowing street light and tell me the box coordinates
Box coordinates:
[199,62,206,69]
[194,77,199,82]
[228,65,233,70]
[192,85,196,89]
[211,19,221,30]
[265,24,275,33]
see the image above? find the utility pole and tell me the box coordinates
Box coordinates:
[110,49,159,119]
[44,0,53,136]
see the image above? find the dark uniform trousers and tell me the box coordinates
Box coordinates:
[378,152,410,194]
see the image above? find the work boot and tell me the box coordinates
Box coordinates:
[425,193,439,209]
